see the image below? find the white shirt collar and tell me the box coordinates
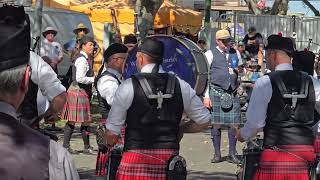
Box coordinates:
[216,46,227,54]
[0,101,17,119]
[105,67,122,79]
[141,63,165,73]
[80,51,88,59]
[275,63,293,71]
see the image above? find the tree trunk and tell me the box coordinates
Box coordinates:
[135,0,164,40]
[302,0,320,16]
[245,0,263,15]
[270,0,288,15]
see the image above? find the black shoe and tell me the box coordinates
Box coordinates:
[83,147,95,155]
[210,154,222,163]
[226,154,241,164]
[66,147,79,155]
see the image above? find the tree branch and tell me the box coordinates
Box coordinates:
[245,0,263,15]
[301,0,320,16]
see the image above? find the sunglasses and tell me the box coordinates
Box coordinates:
[112,57,127,61]
[220,39,231,44]
[46,31,56,35]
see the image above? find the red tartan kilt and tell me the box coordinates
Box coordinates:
[314,136,320,154]
[95,119,126,176]
[61,85,92,123]
[254,145,316,180]
[96,150,109,176]
[116,149,178,180]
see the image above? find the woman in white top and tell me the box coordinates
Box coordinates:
[61,36,95,154]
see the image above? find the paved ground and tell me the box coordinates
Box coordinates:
[54,127,244,180]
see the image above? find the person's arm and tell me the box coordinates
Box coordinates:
[44,92,67,122]
[97,75,119,105]
[203,50,213,108]
[57,43,64,63]
[180,119,211,133]
[74,57,94,84]
[310,77,320,114]
[105,79,134,146]
[178,78,211,133]
[237,75,272,142]
[29,52,66,101]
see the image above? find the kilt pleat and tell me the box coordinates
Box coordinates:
[209,85,241,125]
[96,150,109,176]
[254,145,316,180]
[116,149,178,180]
[314,136,320,154]
[95,118,126,176]
[61,85,92,123]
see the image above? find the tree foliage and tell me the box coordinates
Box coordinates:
[134,0,164,39]
[246,0,319,16]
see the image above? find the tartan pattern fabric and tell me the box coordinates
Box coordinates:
[254,145,316,180]
[95,119,126,176]
[314,136,320,154]
[61,84,92,123]
[116,149,178,180]
[209,85,241,125]
[96,149,109,176]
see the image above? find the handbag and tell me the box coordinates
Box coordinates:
[220,92,233,110]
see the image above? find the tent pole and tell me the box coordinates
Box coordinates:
[204,0,211,49]
[34,0,43,55]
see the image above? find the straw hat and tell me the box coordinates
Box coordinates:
[42,27,58,37]
[216,29,231,40]
[73,23,90,34]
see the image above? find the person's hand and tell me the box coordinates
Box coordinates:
[44,113,59,124]
[105,130,119,148]
[203,97,212,109]
[236,128,245,142]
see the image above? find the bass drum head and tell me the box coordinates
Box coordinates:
[124,35,208,96]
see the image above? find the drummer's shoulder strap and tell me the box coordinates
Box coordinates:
[267,71,309,111]
[133,73,176,109]
[94,70,121,95]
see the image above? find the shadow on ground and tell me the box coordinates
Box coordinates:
[78,168,105,180]
[188,171,237,180]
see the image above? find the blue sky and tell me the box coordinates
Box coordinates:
[266,0,320,16]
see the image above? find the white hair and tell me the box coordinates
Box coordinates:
[0,64,27,96]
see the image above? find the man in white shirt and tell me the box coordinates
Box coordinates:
[39,27,64,130]
[105,38,211,179]
[40,26,63,73]
[237,34,320,180]
[0,5,79,179]
[94,43,128,176]
[203,29,241,164]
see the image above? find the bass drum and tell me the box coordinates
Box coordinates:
[124,35,208,96]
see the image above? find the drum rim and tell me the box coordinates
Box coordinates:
[149,35,209,96]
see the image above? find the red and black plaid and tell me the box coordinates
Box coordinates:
[61,85,92,123]
[314,136,320,154]
[95,119,126,176]
[96,149,109,176]
[254,145,316,180]
[116,149,178,180]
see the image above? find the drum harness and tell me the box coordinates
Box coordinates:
[265,72,319,179]
[132,73,187,180]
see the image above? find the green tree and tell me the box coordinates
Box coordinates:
[246,0,319,16]
[135,0,164,39]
